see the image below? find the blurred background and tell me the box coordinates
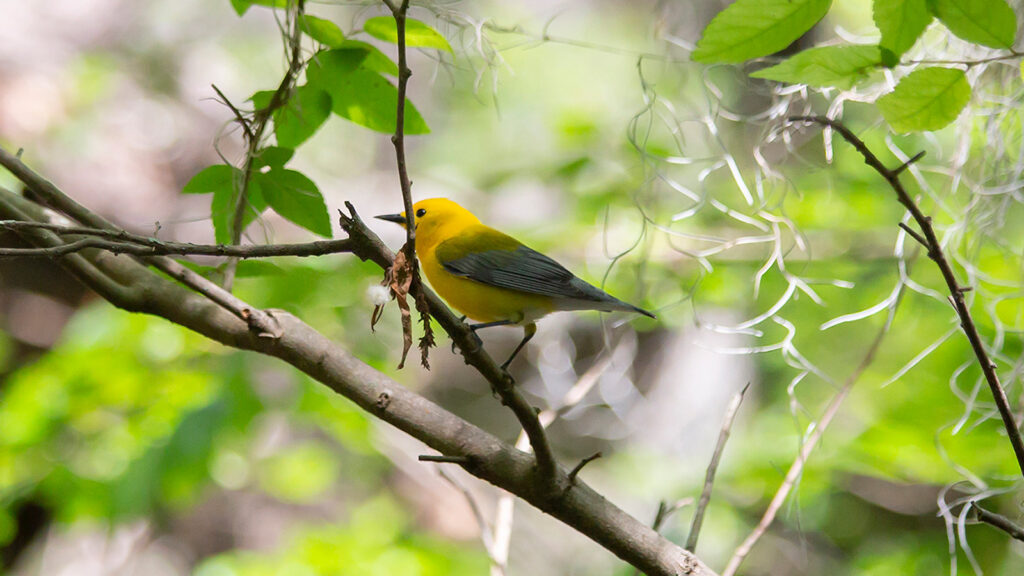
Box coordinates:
[0,0,1022,575]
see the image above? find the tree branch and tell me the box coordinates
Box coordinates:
[0,184,717,576]
[686,383,749,553]
[789,115,1024,478]
[723,277,905,576]
[0,220,354,259]
[380,0,557,485]
[971,503,1024,542]
[337,204,559,486]
[0,145,281,337]
[223,0,307,289]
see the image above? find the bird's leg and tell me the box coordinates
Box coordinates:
[501,323,537,370]
[451,319,510,354]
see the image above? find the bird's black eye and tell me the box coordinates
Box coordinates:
[416,208,426,218]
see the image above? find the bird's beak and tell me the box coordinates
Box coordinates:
[375,213,407,226]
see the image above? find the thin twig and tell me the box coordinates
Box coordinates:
[790,115,1024,479]
[0,221,354,258]
[898,222,928,248]
[686,383,749,553]
[337,204,560,487]
[971,502,1024,542]
[0,145,281,337]
[723,275,907,576]
[223,0,308,290]
[567,452,602,484]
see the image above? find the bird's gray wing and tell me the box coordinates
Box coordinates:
[437,242,596,300]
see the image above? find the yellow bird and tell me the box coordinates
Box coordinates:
[376,198,655,369]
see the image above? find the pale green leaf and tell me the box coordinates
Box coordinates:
[322,68,429,135]
[229,0,287,17]
[877,67,971,132]
[301,15,345,47]
[928,0,1017,49]
[873,0,932,56]
[211,178,266,244]
[751,45,882,89]
[255,169,332,237]
[693,0,833,63]
[253,146,294,169]
[363,16,453,53]
[183,165,236,194]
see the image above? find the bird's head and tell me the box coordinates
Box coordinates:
[376,198,480,246]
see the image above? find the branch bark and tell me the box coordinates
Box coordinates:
[380,0,558,484]
[0,186,716,576]
[0,220,355,259]
[789,116,1024,478]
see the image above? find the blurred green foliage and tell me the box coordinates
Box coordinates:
[1,0,1022,575]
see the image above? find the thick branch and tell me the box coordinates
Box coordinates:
[789,115,1024,478]
[0,145,280,337]
[0,186,716,576]
[0,221,354,259]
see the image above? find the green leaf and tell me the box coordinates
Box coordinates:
[322,68,429,134]
[211,178,267,244]
[927,0,1017,49]
[306,49,369,87]
[255,169,332,237]
[183,164,236,194]
[693,0,833,63]
[250,90,274,110]
[253,146,294,169]
[273,84,332,148]
[338,40,399,76]
[877,67,970,132]
[363,16,453,53]
[751,45,882,89]
[874,0,932,56]
[229,0,287,17]
[235,261,287,277]
[301,14,345,47]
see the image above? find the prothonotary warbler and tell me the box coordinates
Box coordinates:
[376,198,655,369]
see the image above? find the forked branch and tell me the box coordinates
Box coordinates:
[789,116,1024,478]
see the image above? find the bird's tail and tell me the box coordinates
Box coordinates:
[565,277,656,319]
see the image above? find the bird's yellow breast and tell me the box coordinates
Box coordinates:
[419,242,554,323]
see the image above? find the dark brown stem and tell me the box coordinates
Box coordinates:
[0,221,354,258]
[789,115,1024,478]
[567,452,602,484]
[972,503,1024,542]
[337,204,559,484]
[224,0,307,290]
